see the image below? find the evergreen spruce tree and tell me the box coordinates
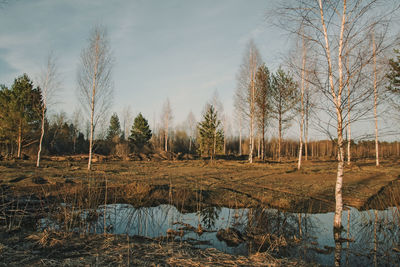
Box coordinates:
[129,113,152,151]
[106,113,121,141]
[388,49,400,108]
[0,74,42,157]
[197,105,224,160]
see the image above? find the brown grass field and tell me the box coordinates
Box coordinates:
[1,156,399,212]
[1,157,400,266]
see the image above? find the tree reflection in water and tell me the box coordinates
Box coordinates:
[198,206,221,229]
[40,204,400,266]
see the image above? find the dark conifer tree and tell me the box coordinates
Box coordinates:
[128,113,152,151]
[197,105,224,160]
[106,113,122,141]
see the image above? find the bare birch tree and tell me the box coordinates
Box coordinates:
[121,105,133,141]
[186,111,196,153]
[372,30,380,167]
[233,101,244,156]
[161,98,173,152]
[255,64,271,160]
[235,40,262,163]
[346,56,352,165]
[297,29,308,170]
[275,0,398,230]
[289,27,317,168]
[369,27,395,166]
[36,53,59,167]
[303,66,316,161]
[210,90,225,155]
[77,26,113,170]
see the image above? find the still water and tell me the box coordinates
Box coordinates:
[41,204,400,266]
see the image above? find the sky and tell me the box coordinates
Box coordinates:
[0,1,288,125]
[0,0,398,141]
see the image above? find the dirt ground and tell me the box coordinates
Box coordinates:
[1,157,399,266]
[1,157,399,212]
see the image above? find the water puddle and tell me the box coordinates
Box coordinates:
[41,204,400,266]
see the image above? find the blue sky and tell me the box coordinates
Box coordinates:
[0,0,290,129]
[1,0,398,140]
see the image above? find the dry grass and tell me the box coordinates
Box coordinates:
[1,157,398,266]
[0,228,304,267]
[1,157,399,212]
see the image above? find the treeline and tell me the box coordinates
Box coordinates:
[0,75,397,162]
[1,22,400,167]
[0,74,88,157]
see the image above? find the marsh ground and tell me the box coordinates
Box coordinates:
[1,157,399,266]
[1,157,399,211]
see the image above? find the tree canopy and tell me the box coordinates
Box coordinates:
[128,113,152,151]
[106,113,122,141]
[197,105,224,159]
[388,49,400,104]
[0,74,42,157]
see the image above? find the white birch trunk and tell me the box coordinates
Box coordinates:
[304,92,309,161]
[372,31,380,167]
[347,83,351,165]
[278,111,282,162]
[239,123,242,156]
[37,65,51,168]
[346,55,352,165]
[248,47,256,164]
[318,0,346,229]
[298,33,306,170]
[36,108,46,167]
[88,37,99,171]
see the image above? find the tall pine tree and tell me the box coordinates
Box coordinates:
[0,74,42,157]
[197,105,224,160]
[129,113,152,151]
[106,113,122,141]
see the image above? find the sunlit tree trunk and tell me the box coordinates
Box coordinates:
[298,31,306,170]
[278,108,282,162]
[77,26,113,171]
[346,58,352,165]
[88,38,99,171]
[17,120,22,158]
[372,31,380,167]
[248,47,256,164]
[261,129,265,160]
[37,108,45,167]
[304,89,309,161]
[37,54,58,167]
[318,0,346,229]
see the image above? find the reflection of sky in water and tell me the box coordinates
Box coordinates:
[42,204,400,266]
[296,207,400,266]
[93,204,249,255]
